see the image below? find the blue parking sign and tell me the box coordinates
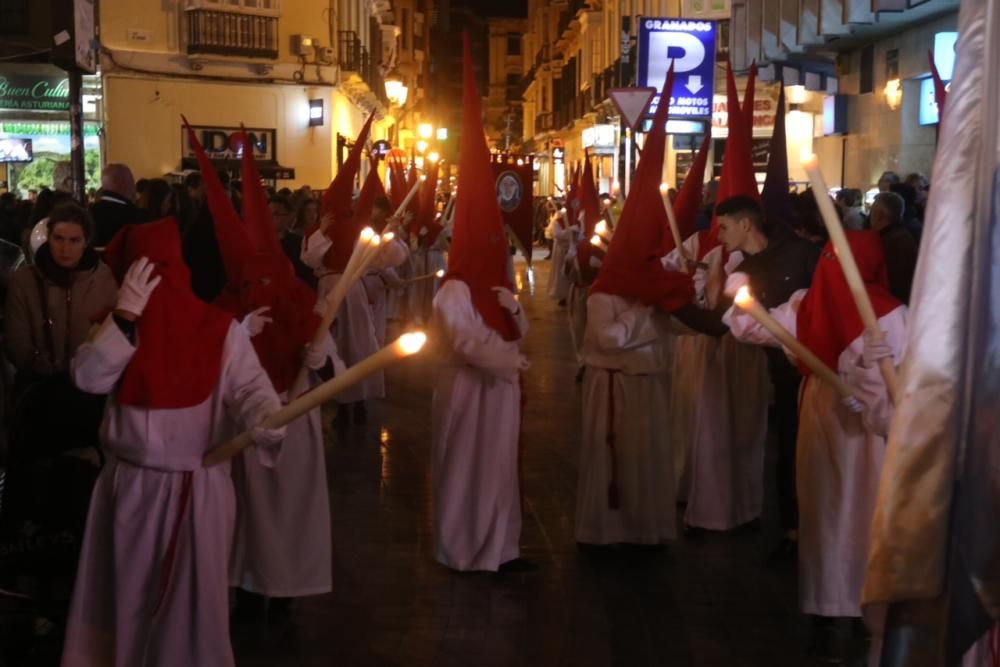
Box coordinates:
[637,18,717,120]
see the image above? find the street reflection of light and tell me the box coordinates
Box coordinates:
[515,271,524,293]
[380,427,391,487]
[380,427,391,445]
[525,266,535,293]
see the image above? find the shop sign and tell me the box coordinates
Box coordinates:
[711,93,777,135]
[637,18,717,118]
[0,74,71,112]
[552,147,565,163]
[1,122,99,136]
[181,125,275,161]
[582,124,616,151]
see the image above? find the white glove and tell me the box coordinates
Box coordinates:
[863,332,894,367]
[842,396,865,414]
[250,422,286,448]
[240,306,273,338]
[589,255,603,269]
[516,354,530,372]
[116,257,163,318]
[723,271,750,298]
[492,286,520,314]
[303,343,327,370]
[692,267,707,300]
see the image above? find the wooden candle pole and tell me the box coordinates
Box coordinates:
[204,332,428,467]
[659,183,687,261]
[399,269,445,286]
[734,287,855,398]
[801,153,900,404]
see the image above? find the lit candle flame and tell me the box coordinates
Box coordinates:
[659,183,669,193]
[360,227,375,242]
[561,207,567,213]
[800,150,818,169]
[590,235,602,247]
[398,331,427,355]
[382,232,395,242]
[370,235,382,247]
[595,221,607,235]
[734,285,753,307]
[435,269,445,278]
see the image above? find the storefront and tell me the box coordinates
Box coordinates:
[0,65,102,196]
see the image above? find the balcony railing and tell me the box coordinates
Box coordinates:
[338,31,389,105]
[186,9,278,59]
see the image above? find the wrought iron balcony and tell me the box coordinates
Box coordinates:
[186,9,278,59]
[338,31,389,106]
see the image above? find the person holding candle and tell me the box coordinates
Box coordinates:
[575,66,695,548]
[61,219,286,667]
[430,34,532,573]
[301,113,387,427]
[675,194,821,564]
[548,169,578,306]
[723,230,906,661]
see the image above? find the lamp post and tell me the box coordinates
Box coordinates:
[385,70,409,147]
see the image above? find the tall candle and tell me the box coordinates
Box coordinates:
[734,287,855,398]
[801,152,900,404]
[393,176,425,219]
[204,332,428,467]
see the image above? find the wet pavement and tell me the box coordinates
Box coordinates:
[233,257,828,667]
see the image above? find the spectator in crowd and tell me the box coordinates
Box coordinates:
[293,197,320,235]
[140,178,172,219]
[835,188,867,230]
[269,195,316,289]
[904,172,930,220]
[877,171,900,193]
[890,182,923,245]
[27,189,38,203]
[165,183,199,240]
[869,191,917,305]
[4,202,118,456]
[27,189,73,254]
[135,178,150,206]
[789,190,831,248]
[90,164,153,247]
[184,171,205,206]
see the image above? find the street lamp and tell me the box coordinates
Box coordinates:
[416,139,429,154]
[418,123,433,139]
[384,70,409,107]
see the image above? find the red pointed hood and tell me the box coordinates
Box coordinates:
[441,32,520,341]
[309,113,375,272]
[740,61,758,132]
[672,132,712,241]
[796,231,900,375]
[182,116,249,291]
[574,158,603,270]
[761,84,795,230]
[103,218,234,408]
[699,62,760,259]
[414,160,441,244]
[236,125,322,394]
[591,65,694,312]
[322,112,374,220]
[354,160,387,228]
[388,156,407,211]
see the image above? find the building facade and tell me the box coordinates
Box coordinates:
[485,17,528,151]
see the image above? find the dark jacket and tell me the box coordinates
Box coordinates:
[90,191,155,247]
[281,231,318,290]
[878,222,918,305]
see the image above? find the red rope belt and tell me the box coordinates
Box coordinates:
[606,369,620,510]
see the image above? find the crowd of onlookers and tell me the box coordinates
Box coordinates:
[0,163,326,661]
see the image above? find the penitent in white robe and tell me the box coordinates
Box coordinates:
[576,292,678,545]
[229,333,345,598]
[661,240,769,529]
[547,222,575,300]
[302,232,408,403]
[430,279,528,572]
[726,291,907,618]
[61,318,282,667]
[566,256,590,366]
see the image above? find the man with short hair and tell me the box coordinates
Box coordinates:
[676,195,820,563]
[90,164,154,247]
[869,191,917,304]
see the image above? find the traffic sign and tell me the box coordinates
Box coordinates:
[637,17,717,119]
[608,87,657,131]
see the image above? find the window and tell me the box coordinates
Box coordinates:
[507,33,521,55]
[860,44,874,94]
[185,0,281,15]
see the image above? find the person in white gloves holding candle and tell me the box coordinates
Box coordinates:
[61,219,286,667]
[430,34,532,574]
[722,230,906,662]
